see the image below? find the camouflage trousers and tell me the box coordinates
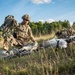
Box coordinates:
[3,35,17,50]
[3,35,38,51]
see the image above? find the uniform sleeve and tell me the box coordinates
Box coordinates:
[28,26,36,42]
[0,24,4,31]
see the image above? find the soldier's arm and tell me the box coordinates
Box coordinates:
[28,26,38,48]
[28,26,36,42]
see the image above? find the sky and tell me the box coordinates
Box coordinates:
[0,0,75,25]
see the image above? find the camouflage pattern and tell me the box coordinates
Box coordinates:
[0,15,37,51]
[55,29,68,38]
[22,14,30,21]
[1,15,18,31]
[3,35,17,50]
[16,23,35,46]
[56,27,75,39]
[67,27,75,36]
[0,15,18,50]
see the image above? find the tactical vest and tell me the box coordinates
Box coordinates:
[16,24,32,46]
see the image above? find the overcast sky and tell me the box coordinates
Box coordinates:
[0,0,75,25]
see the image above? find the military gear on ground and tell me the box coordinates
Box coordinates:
[22,14,30,21]
[0,41,38,59]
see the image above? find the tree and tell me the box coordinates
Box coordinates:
[37,21,43,36]
[62,20,70,28]
[30,22,38,36]
[72,22,75,30]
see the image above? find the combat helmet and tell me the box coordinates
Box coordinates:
[5,15,14,20]
[3,15,15,26]
[22,14,30,21]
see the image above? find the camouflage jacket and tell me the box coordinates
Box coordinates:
[16,23,35,46]
[0,15,18,38]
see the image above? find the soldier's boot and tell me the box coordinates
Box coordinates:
[3,42,9,51]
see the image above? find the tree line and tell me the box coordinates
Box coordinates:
[29,20,72,36]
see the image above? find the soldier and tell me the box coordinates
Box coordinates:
[55,30,62,38]
[55,29,67,39]
[15,14,38,50]
[1,15,18,50]
[67,27,75,36]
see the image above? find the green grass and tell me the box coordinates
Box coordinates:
[0,45,75,75]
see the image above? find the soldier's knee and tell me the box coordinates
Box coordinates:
[3,42,9,50]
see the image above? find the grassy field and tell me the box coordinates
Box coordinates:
[0,44,75,75]
[0,47,75,75]
[0,34,75,75]
[35,33,55,41]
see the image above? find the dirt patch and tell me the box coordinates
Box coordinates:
[35,33,55,41]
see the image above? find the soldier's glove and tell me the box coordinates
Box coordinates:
[33,41,38,47]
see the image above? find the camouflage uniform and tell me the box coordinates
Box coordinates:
[67,27,74,36]
[56,30,67,39]
[1,15,18,50]
[15,14,38,50]
[2,14,38,50]
[56,27,75,39]
[16,23,35,46]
